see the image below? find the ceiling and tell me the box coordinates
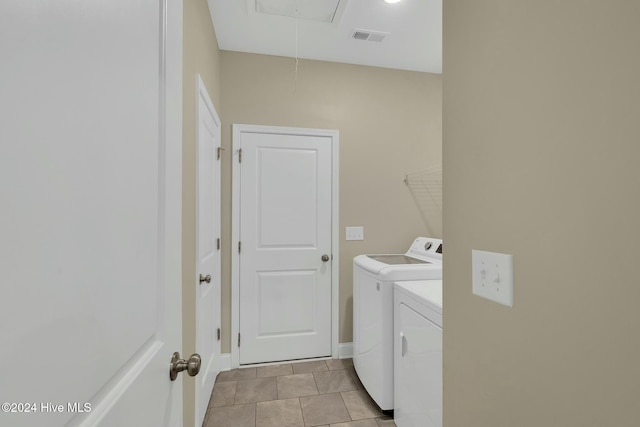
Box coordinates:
[207,0,442,74]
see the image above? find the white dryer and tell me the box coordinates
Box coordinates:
[394,280,442,427]
[352,237,442,411]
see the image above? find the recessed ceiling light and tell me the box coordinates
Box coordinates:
[384,0,402,3]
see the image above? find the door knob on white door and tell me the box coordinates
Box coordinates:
[321,254,330,262]
[199,274,212,284]
[169,352,201,381]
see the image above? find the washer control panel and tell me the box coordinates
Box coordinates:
[406,237,443,261]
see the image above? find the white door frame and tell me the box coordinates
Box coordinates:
[231,124,339,368]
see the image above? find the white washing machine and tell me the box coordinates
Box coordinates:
[352,237,442,411]
[394,280,442,427]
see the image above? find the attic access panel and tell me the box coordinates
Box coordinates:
[254,0,345,23]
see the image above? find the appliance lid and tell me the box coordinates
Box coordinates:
[395,280,443,313]
[353,254,443,280]
[367,255,431,265]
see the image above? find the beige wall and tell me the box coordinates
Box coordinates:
[443,1,640,426]
[219,52,442,348]
[182,0,221,425]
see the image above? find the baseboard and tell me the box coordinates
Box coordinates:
[338,342,353,359]
[219,344,352,370]
[219,353,232,372]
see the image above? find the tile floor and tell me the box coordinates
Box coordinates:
[202,358,396,427]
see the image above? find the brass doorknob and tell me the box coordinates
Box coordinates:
[169,352,201,381]
[199,274,212,284]
[321,254,330,262]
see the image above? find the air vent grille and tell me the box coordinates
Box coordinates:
[351,29,388,42]
[368,33,386,42]
[353,31,370,40]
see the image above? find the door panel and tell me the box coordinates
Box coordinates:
[196,77,221,426]
[257,147,320,248]
[237,128,334,364]
[256,270,317,335]
[0,1,182,425]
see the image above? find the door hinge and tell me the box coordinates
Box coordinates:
[217,146,225,160]
[237,333,241,347]
[217,238,220,250]
[238,241,241,253]
[238,148,242,163]
[217,328,221,341]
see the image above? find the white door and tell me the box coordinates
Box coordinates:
[195,76,222,426]
[0,1,183,426]
[233,125,337,365]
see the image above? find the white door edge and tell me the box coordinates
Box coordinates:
[231,124,340,368]
[162,0,184,421]
[194,74,221,426]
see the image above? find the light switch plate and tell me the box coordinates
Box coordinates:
[346,226,364,241]
[472,250,514,307]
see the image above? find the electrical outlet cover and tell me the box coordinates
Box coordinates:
[346,226,364,241]
[472,250,514,307]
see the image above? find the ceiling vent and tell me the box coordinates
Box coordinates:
[351,29,389,42]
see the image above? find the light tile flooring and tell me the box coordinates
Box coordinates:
[202,358,396,427]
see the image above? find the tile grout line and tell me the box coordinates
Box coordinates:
[338,390,354,422]
[233,380,238,408]
[297,396,306,427]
